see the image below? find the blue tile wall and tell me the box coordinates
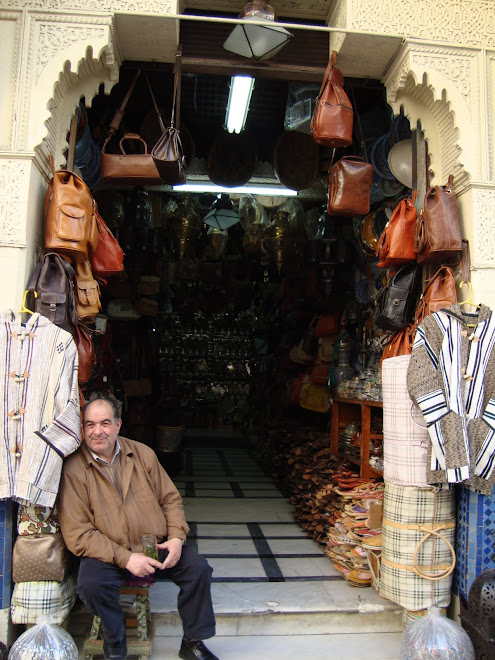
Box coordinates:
[0,500,13,609]
[454,485,495,601]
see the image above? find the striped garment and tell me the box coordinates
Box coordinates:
[0,311,81,507]
[380,483,456,611]
[10,574,76,624]
[382,355,429,487]
[407,304,495,495]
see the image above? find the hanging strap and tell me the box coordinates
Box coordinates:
[318,50,337,96]
[171,47,182,130]
[144,73,166,134]
[102,70,141,153]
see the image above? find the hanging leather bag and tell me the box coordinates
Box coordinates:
[380,324,415,363]
[310,50,353,148]
[27,252,77,333]
[327,156,373,216]
[44,156,98,263]
[413,175,462,265]
[376,192,418,268]
[101,71,162,185]
[75,260,101,322]
[414,266,457,326]
[375,263,422,331]
[74,323,98,385]
[149,51,187,185]
[90,211,125,282]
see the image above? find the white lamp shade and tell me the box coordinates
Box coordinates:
[223,17,292,60]
[203,207,241,230]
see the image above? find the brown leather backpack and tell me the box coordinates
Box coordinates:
[27,252,77,333]
[415,266,457,326]
[44,156,98,263]
[75,260,101,322]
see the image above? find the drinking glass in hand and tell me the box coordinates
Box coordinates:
[141,533,158,560]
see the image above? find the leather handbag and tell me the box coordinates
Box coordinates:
[74,323,98,385]
[375,263,422,331]
[380,324,415,363]
[75,260,101,322]
[12,532,71,583]
[90,211,125,282]
[44,156,98,263]
[376,192,418,268]
[27,252,77,333]
[413,175,462,265]
[327,156,373,216]
[100,70,162,185]
[310,50,353,149]
[149,52,187,185]
[314,311,340,337]
[414,266,457,326]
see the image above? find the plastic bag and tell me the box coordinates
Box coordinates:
[400,606,475,660]
[8,616,78,660]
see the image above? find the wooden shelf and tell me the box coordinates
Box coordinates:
[330,398,383,481]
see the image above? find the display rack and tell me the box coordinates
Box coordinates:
[330,397,383,480]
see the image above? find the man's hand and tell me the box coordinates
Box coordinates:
[157,537,183,569]
[125,552,163,578]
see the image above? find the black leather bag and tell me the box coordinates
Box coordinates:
[375,263,422,331]
[27,252,77,333]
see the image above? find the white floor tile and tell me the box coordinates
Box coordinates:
[198,538,258,555]
[209,557,266,578]
[267,537,327,555]
[260,524,308,538]
[196,523,251,538]
[276,556,340,578]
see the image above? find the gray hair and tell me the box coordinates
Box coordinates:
[83,391,122,422]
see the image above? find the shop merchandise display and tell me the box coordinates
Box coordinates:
[10,575,77,625]
[8,617,78,659]
[400,606,474,660]
[460,568,495,658]
[407,303,495,494]
[0,311,80,506]
[375,192,418,268]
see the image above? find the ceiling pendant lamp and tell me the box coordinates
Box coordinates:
[223,2,293,61]
[203,193,241,230]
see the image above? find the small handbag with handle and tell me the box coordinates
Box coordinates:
[327,156,373,216]
[90,210,125,283]
[13,532,72,583]
[149,50,187,185]
[101,70,162,185]
[376,192,418,268]
[413,174,463,265]
[75,260,101,322]
[311,50,353,149]
[375,263,422,331]
[380,324,415,363]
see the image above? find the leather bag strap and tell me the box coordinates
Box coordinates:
[144,72,166,134]
[318,50,337,96]
[461,239,470,283]
[171,47,182,130]
[102,70,141,153]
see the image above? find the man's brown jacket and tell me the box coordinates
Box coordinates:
[58,436,189,569]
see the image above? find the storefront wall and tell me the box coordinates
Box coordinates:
[0,0,494,642]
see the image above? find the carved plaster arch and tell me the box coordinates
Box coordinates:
[383,42,482,189]
[25,14,122,175]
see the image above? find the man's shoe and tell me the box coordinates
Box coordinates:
[179,638,219,660]
[103,636,127,660]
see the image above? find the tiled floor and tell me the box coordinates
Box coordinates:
[172,446,342,584]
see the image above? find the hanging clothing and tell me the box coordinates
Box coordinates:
[0,311,81,507]
[407,303,495,495]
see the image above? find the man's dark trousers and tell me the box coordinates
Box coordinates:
[77,545,216,643]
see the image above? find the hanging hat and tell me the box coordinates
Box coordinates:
[387,139,413,189]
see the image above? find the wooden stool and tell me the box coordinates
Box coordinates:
[82,583,153,660]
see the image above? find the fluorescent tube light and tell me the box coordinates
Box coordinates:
[173,183,298,196]
[225,76,255,134]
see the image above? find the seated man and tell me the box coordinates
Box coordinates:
[58,392,218,660]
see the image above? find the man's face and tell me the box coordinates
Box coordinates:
[83,400,122,461]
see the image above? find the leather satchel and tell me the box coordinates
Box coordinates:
[311,50,353,149]
[27,252,77,333]
[413,175,462,265]
[380,324,415,363]
[327,156,373,216]
[149,53,187,185]
[376,192,418,268]
[375,263,422,331]
[74,323,98,385]
[90,211,125,282]
[100,70,162,185]
[414,266,457,326]
[44,156,98,263]
[13,532,71,583]
[75,260,101,322]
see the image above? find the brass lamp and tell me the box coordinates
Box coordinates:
[223,2,293,61]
